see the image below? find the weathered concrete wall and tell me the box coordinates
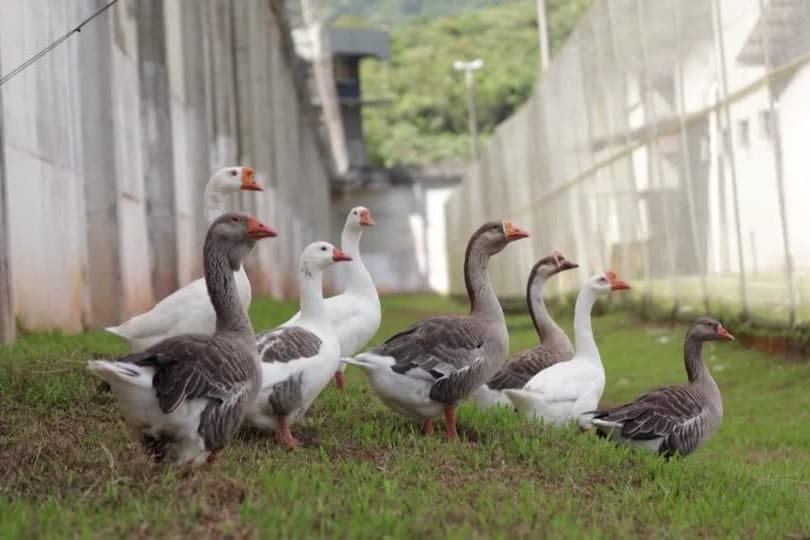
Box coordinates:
[0,0,333,336]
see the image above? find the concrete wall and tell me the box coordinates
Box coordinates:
[0,0,333,336]
[329,179,461,294]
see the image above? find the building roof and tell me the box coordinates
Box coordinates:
[328,26,391,60]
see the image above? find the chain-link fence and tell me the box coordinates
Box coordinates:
[445,0,810,327]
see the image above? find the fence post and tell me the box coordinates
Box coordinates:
[711,0,750,318]
[138,0,179,303]
[0,46,15,344]
[674,0,710,312]
[756,0,798,327]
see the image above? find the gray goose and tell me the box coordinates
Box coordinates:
[471,251,578,408]
[87,213,276,467]
[344,220,529,439]
[584,317,734,458]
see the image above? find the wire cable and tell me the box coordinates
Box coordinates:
[0,0,121,88]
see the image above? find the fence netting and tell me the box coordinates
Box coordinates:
[445,0,810,327]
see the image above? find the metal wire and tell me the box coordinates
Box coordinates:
[0,0,121,87]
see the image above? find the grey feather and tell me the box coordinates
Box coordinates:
[257,326,322,363]
[486,347,563,390]
[135,334,258,451]
[430,357,488,404]
[265,373,304,416]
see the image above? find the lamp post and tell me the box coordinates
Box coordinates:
[453,58,483,159]
[536,0,550,72]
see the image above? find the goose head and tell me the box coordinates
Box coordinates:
[300,241,353,276]
[209,212,277,269]
[690,317,735,342]
[533,250,578,279]
[586,271,631,296]
[208,166,263,194]
[346,206,375,230]
[471,220,530,256]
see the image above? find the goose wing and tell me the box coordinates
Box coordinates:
[257,326,322,363]
[486,345,561,390]
[374,316,487,381]
[137,335,256,450]
[590,384,710,456]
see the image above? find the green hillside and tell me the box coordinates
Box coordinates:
[357,0,592,166]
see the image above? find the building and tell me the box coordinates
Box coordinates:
[328,26,391,168]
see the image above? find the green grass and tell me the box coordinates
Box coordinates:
[1,294,809,538]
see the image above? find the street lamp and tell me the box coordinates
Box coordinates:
[453,58,483,159]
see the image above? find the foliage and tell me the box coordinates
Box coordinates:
[323,0,531,27]
[353,0,592,166]
[1,294,809,537]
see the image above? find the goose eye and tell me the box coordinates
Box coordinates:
[231,216,239,223]
[230,170,238,177]
[321,246,327,251]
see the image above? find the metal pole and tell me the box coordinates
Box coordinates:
[455,60,482,159]
[0,44,15,344]
[536,0,551,72]
[756,0,798,326]
[605,1,649,296]
[711,0,750,317]
[465,68,478,159]
[674,0,710,312]
[635,0,680,311]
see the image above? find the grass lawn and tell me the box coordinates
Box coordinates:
[1,294,809,538]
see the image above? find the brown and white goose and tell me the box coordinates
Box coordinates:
[87,213,276,467]
[471,251,578,408]
[344,220,529,439]
[582,317,734,458]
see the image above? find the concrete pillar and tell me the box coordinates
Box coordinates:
[76,6,124,327]
[203,0,239,170]
[137,0,178,301]
[176,0,213,268]
[0,44,15,344]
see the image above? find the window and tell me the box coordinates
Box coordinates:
[759,109,773,140]
[737,118,750,150]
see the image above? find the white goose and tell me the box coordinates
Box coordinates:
[504,272,630,426]
[283,207,380,390]
[105,166,263,351]
[245,242,353,448]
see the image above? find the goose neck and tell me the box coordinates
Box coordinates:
[298,263,327,322]
[683,334,711,384]
[527,272,553,337]
[573,286,599,360]
[341,227,373,292]
[203,242,254,342]
[203,188,227,225]
[465,242,503,322]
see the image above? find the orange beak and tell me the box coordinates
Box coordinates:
[716,324,735,341]
[240,167,263,191]
[359,209,375,226]
[332,247,353,262]
[503,220,530,241]
[606,271,630,291]
[246,215,277,239]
